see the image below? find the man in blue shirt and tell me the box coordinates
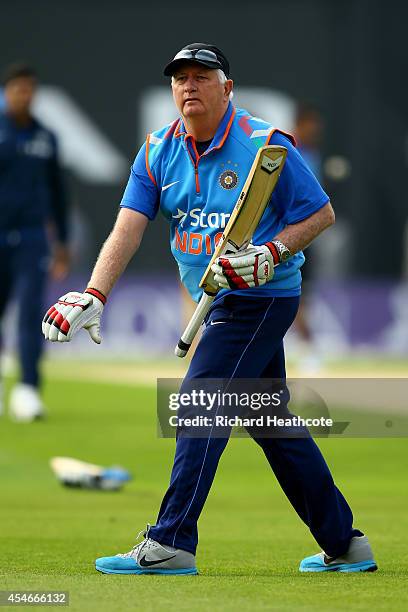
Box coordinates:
[0,63,69,421]
[43,43,377,575]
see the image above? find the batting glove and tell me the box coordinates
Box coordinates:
[42,288,106,343]
[211,243,280,290]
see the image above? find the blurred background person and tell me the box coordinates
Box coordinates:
[292,102,325,373]
[295,102,324,180]
[0,62,69,421]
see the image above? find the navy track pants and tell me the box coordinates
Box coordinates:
[149,294,357,558]
[0,237,49,387]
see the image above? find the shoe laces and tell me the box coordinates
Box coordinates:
[117,524,153,559]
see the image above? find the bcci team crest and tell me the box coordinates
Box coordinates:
[219,169,238,190]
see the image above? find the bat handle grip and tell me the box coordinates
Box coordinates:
[175,292,215,358]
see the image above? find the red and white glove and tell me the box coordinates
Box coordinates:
[42,288,106,343]
[211,243,280,290]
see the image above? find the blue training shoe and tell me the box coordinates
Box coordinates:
[95,525,198,575]
[299,535,378,573]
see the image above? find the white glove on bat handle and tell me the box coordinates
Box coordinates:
[175,293,215,357]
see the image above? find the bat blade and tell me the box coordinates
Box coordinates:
[200,145,287,295]
[175,144,287,358]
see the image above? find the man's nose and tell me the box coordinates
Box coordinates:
[184,78,198,92]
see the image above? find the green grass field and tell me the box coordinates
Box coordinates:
[1,364,407,611]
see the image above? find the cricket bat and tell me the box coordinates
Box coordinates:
[175,144,287,358]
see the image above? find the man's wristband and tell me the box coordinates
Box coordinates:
[265,240,292,265]
[85,287,107,305]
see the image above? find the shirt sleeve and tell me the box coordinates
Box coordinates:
[120,142,160,221]
[269,132,329,224]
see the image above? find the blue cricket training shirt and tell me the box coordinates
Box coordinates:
[120,103,329,302]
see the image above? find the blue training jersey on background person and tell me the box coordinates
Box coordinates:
[297,144,322,182]
[0,111,67,245]
[120,102,329,302]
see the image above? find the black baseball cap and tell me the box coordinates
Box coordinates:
[163,43,230,78]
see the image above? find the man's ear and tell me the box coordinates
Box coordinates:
[225,79,234,99]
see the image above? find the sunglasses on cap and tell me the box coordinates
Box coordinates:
[172,48,222,66]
